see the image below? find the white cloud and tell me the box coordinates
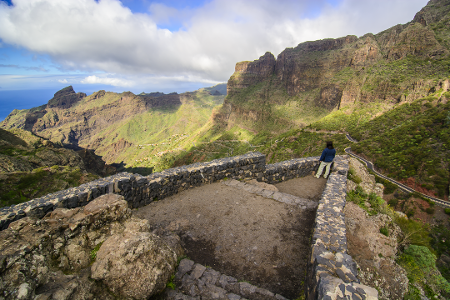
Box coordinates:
[0,0,428,84]
[81,75,135,87]
[58,79,68,83]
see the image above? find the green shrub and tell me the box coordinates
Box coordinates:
[347,167,362,184]
[346,185,368,208]
[425,207,435,215]
[166,274,176,290]
[395,217,431,249]
[380,226,389,237]
[388,198,399,207]
[444,208,450,215]
[398,245,450,298]
[368,193,385,213]
[90,242,104,262]
[430,224,450,282]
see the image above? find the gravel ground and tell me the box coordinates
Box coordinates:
[133,176,327,299]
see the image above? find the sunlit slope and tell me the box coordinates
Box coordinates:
[92,89,225,171]
[0,87,225,172]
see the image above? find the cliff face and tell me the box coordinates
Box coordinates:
[222,0,450,130]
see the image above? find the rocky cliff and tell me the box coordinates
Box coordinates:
[220,0,450,131]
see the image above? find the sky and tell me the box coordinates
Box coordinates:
[0,0,429,118]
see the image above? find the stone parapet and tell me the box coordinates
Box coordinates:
[306,156,378,300]
[0,152,265,230]
[264,157,320,183]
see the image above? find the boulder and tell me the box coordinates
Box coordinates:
[0,194,182,300]
[91,231,178,299]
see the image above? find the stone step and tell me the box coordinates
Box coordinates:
[163,259,290,300]
[222,179,318,210]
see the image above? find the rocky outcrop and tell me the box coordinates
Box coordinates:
[47,86,86,109]
[0,193,182,300]
[227,52,276,96]
[345,202,408,300]
[347,157,384,197]
[76,148,116,176]
[345,157,409,299]
[0,128,87,173]
[220,0,450,130]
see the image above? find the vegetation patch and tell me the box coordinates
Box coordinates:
[0,166,98,207]
[349,97,450,197]
[398,245,450,299]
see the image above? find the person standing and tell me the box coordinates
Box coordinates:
[315,141,336,179]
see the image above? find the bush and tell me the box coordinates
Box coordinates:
[346,185,368,207]
[368,193,385,212]
[347,167,362,184]
[388,198,399,207]
[380,226,389,236]
[395,217,431,248]
[445,208,450,215]
[398,245,450,298]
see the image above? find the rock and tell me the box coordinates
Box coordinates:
[17,283,31,300]
[348,157,384,197]
[345,202,408,299]
[246,179,279,192]
[175,259,195,281]
[91,231,178,299]
[0,194,181,300]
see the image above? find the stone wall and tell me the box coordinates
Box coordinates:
[306,156,378,300]
[0,152,266,230]
[0,152,379,299]
[264,156,319,183]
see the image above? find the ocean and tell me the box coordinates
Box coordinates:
[0,89,59,122]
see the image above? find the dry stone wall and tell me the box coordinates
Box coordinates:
[0,152,379,299]
[306,156,378,300]
[0,152,266,230]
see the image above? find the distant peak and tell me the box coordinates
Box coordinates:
[47,86,85,109]
[54,86,75,98]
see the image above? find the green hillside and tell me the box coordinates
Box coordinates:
[0,128,99,207]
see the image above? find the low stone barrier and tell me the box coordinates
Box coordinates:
[264,156,320,183]
[306,156,378,300]
[0,152,265,230]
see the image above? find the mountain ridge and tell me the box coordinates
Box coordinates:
[218,0,450,133]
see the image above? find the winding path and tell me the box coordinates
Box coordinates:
[344,133,450,208]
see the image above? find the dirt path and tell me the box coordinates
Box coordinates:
[133,176,326,299]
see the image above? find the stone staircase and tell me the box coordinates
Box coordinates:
[164,258,289,300]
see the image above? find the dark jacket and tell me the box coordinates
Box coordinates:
[319,148,336,162]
